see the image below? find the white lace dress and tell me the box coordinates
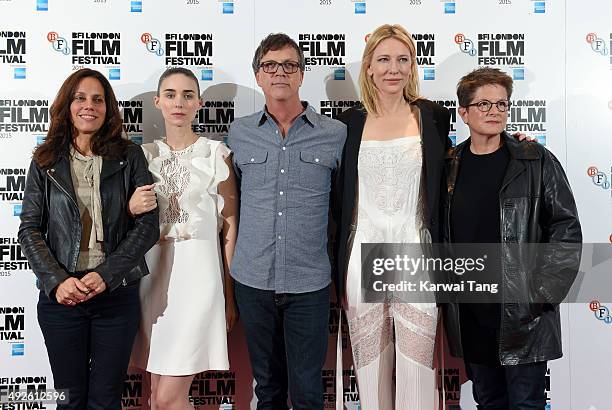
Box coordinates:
[346,136,438,410]
[131,137,230,375]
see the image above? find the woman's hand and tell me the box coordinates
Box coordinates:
[55,277,90,306]
[80,271,107,301]
[225,297,239,332]
[128,184,157,216]
[512,132,536,142]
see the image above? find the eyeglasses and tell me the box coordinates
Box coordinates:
[465,100,511,112]
[259,60,301,74]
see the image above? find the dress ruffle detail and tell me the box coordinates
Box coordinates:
[142,137,231,241]
[203,141,231,232]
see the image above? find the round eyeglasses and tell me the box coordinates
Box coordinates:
[465,100,511,112]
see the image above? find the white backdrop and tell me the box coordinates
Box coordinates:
[1,1,611,409]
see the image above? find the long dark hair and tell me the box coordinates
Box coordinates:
[34,68,129,167]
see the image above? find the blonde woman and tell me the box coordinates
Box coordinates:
[335,24,450,409]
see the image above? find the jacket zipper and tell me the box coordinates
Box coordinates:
[46,169,81,271]
[48,167,128,287]
[46,169,78,208]
[497,197,515,364]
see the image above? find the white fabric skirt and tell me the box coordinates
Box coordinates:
[132,239,229,375]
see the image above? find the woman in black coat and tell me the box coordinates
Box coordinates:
[334,24,451,409]
[18,68,159,410]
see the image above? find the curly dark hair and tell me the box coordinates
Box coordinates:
[33,68,129,167]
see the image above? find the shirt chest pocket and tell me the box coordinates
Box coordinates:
[237,151,268,188]
[298,151,335,192]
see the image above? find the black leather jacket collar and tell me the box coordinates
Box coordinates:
[18,144,159,297]
[442,132,582,365]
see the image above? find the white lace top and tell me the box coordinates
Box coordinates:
[356,136,424,243]
[141,137,231,241]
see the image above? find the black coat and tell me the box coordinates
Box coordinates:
[18,143,160,296]
[333,99,451,302]
[442,132,582,365]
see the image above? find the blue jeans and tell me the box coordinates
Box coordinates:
[465,360,548,409]
[37,282,140,410]
[234,281,330,410]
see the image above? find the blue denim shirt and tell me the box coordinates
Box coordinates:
[228,104,346,293]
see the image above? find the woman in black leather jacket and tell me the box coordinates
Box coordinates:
[441,67,581,409]
[18,68,159,410]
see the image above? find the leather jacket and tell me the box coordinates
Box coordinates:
[18,143,159,297]
[441,132,582,365]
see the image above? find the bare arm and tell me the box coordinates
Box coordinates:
[218,154,239,331]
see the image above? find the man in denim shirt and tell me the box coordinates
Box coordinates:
[227,33,346,409]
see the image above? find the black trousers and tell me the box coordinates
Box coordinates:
[37,282,140,410]
[465,360,548,410]
[234,281,330,410]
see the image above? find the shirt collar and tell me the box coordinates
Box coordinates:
[70,146,94,162]
[257,101,317,128]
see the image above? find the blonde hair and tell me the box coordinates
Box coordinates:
[359,24,420,116]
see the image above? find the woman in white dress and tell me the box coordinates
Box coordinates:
[336,25,452,409]
[129,67,238,410]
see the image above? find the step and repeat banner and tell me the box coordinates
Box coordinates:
[1,0,611,409]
